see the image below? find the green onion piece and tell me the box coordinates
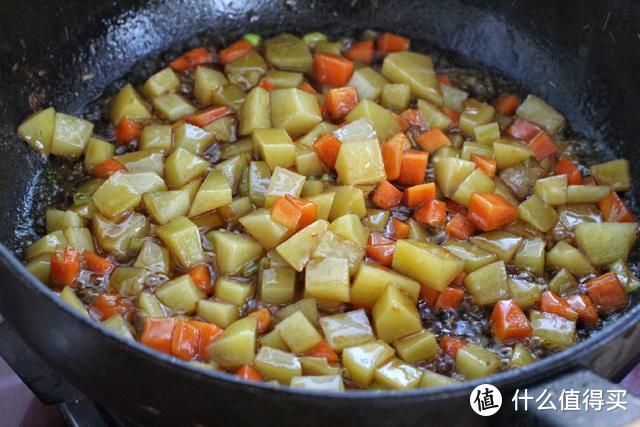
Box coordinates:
[242,33,261,47]
[72,193,91,206]
[128,237,146,252]
[303,32,328,45]
[360,29,379,40]
[242,261,259,278]
[320,173,333,183]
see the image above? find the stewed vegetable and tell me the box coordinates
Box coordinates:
[18,30,638,392]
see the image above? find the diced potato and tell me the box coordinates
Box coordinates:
[590,159,630,191]
[17,107,56,155]
[110,83,151,124]
[222,138,253,160]
[214,276,254,305]
[173,123,214,154]
[240,208,292,250]
[270,88,322,136]
[225,50,267,89]
[464,261,509,305]
[329,186,366,220]
[26,254,51,283]
[125,172,167,195]
[362,209,390,233]
[261,329,289,351]
[45,209,84,233]
[275,220,328,271]
[417,99,452,130]
[157,216,204,269]
[208,317,257,368]
[265,167,306,207]
[102,314,134,339]
[342,340,394,386]
[320,309,375,351]
[312,231,364,276]
[350,263,420,307]
[474,122,500,145]
[374,358,422,390]
[513,238,545,275]
[264,33,313,73]
[456,344,501,379]
[530,310,576,348]
[459,99,495,136]
[393,330,438,364]
[372,284,422,343]
[518,195,558,232]
[546,241,595,276]
[247,161,271,207]
[276,311,323,353]
[333,118,377,143]
[214,154,249,195]
[164,148,209,189]
[92,172,141,219]
[252,128,295,171]
[345,100,401,141]
[64,227,95,253]
[84,137,115,171]
[211,84,247,112]
[305,257,350,302]
[206,115,237,143]
[152,93,196,121]
[299,357,341,376]
[187,171,232,217]
[493,176,520,207]
[143,189,190,225]
[308,191,336,221]
[137,292,166,317]
[509,343,535,368]
[302,179,324,197]
[516,94,565,135]
[197,299,239,327]
[575,222,637,266]
[207,229,264,274]
[274,298,319,325]
[434,157,476,197]
[533,175,567,205]
[142,67,180,98]
[441,83,469,113]
[290,375,345,392]
[134,239,170,273]
[194,66,228,105]
[115,149,165,175]
[610,260,640,293]
[381,83,411,111]
[381,51,442,105]
[548,268,578,295]
[51,113,94,157]
[335,139,386,185]
[493,139,533,169]
[264,70,304,89]
[460,141,494,161]
[239,87,271,136]
[254,347,302,385]
[392,240,464,291]
[508,278,543,310]
[441,240,498,273]
[328,214,369,247]
[420,370,461,388]
[93,212,149,256]
[60,286,88,316]
[566,185,611,204]
[298,121,338,149]
[451,168,495,206]
[295,145,326,177]
[348,67,389,101]
[110,266,148,295]
[155,274,205,313]
[259,265,296,304]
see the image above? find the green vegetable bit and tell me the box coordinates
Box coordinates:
[242,33,261,47]
[303,32,328,45]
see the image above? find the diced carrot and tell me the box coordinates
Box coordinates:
[258,77,276,91]
[598,192,635,222]
[490,299,532,341]
[218,39,253,65]
[494,94,520,116]
[83,251,113,275]
[188,265,212,293]
[381,134,406,180]
[414,128,451,153]
[565,295,599,327]
[344,40,374,63]
[414,199,447,228]
[450,272,467,288]
[507,118,540,141]
[312,53,354,87]
[439,336,465,359]
[140,318,176,355]
[92,159,127,179]
[50,248,80,289]
[249,308,272,334]
[446,200,467,215]
[405,183,436,208]
[538,290,578,321]
[90,293,134,321]
[235,364,263,382]
[392,112,411,131]
[554,157,582,185]
[400,109,426,129]
[170,320,201,361]
[169,47,213,71]
[368,232,394,246]
[366,243,395,267]
[305,340,340,363]
[586,272,628,314]
[441,107,460,128]
[116,117,142,145]
[470,154,497,178]
[528,131,557,161]
[372,180,403,210]
[390,218,410,239]
[325,86,359,121]
[421,284,441,306]
[376,32,410,53]
[398,151,428,186]
[186,106,231,127]
[467,193,518,232]
[271,195,302,230]
[582,176,597,186]
[189,320,224,361]
[445,213,476,240]
[287,195,318,230]
[435,287,465,310]
[313,134,341,169]
[298,81,318,95]
[436,74,451,86]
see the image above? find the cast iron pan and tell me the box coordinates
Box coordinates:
[1,0,640,425]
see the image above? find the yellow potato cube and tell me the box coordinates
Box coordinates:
[157,216,204,268]
[155,274,205,313]
[319,309,375,351]
[305,257,350,302]
[342,340,394,386]
[392,240,464,291]
[350,263,420,307]
[372,284,422,343]
[207,229,264,274]
[208,317,257,368]
[276,311,323,353]
[254,347,301,385]
[374,358,421,390]
[393,330,438,364]
[252,128,295,171]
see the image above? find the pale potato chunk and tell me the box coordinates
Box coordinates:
[254,347,301,384]
[207,229,264,274]
[372,284,422,343]
[342,340,394,386]
[208,317,257,368]
[276,220,329,271]
[319,309,375,351]
[188,171,232,217]
[392,240,464,291]
[374,358,422,390]
[305,257,350,302]
[350,263,420,307]
[157,216,204,268]
[276,311,323,353]
[155,274,205,313]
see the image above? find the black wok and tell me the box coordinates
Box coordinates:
[1,0,640,425]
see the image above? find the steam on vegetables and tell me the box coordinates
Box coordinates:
[17,30,639,392]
